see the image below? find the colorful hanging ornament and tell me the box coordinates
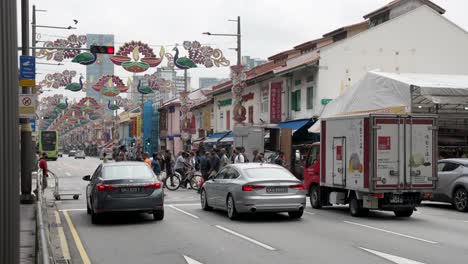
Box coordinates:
[55,98,68,110]
[92,75,127,96]
[165,41,230,69]
[65,76,84,92]
[107,100,120,111]
[110,41,164,72]
[39,70,78,89]
[36,34,87,62]
[72,52,97,65]
[230,65,247,124]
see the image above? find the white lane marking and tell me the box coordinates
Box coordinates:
[168,205,199,219]
[360,247,426,264]
[304,211,315,215]
[215,225,276,251]
[184,255,204,264]
[65,172,71,176]
[344,221,438,244]
[463,220,468,223]
[59,208,86,211]
[58,203,200,212]
[165,203,200,207]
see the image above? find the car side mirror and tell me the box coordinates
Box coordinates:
[82,175,91,181]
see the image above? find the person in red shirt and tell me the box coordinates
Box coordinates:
[39,153,48,190]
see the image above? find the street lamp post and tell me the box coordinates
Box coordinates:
[203,16,241,66]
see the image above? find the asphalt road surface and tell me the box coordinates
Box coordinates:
[47,156,468,264]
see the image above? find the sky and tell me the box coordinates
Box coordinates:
[18,0,468,101]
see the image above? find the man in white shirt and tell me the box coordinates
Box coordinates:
[234,148,245,163]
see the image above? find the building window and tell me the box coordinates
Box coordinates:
[306,75,314,83]
[291,90,301,112]
[226,110,230,130]
[248,106,254,124]
[307,86,314,110]
[294,79,301,86]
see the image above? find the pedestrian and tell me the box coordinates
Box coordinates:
[143,153,151,167]
[102,152,108,163]
[259,153,266,162]
[151,152,161,176]
[274,150,285,166]
[38,152,48,190]
[234,148,245,163]
[208,150,221,178]
[174,152,187,187]
[219,148,230,169]
[241,147,249,162]
[199,151,211,181]
[188,151,197,169]
[252,149,262,162]
[117,145,127,162]
[164,150,173,177]
[231,148,237,164]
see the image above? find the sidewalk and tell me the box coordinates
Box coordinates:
[20,203,35,264]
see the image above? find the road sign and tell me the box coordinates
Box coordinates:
[19,56,35,87]
[19,94,36,118]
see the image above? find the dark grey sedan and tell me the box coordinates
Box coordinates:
[200,163,306,220]
[83,162,164,224]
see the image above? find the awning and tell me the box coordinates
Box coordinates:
[219,131,233,143]
[278,119,310,133]
[204,131,231,143]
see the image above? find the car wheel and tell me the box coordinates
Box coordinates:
[394,209,414,217]
[310,185,322,209]
[153,209,164,221]
[288,209,304,219]
[227,195,238,220]
[349,196,364,217]
[91,210,100,224]
[201,189,213,211]
[453,188,468,212]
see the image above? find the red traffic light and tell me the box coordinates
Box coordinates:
[90,45,115,54]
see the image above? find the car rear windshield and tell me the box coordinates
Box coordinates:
[244,167,295,180]
[102,165,154,179]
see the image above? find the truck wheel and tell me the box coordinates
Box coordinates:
[349,196,365,217]
[453,188,468,212]
[310,186,322,209]
[394,209,414,217]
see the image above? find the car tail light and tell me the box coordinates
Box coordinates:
[144,183,162,189]
[375,193,384,198]
[424,192,432,199]
[242,185,265,191]
[96,184,118,191]
[289,184,305,190]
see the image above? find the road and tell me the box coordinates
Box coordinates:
[48,156,468,264]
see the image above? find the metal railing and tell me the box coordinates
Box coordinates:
[36,169,52,264]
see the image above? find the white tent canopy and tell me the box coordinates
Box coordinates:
[310,71,468,133]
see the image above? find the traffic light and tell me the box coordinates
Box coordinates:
[146,138,151,146]
[90,45,115,54]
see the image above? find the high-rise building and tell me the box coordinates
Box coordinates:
[85,34,114,104]
[199,77,228,89]
[242,55,267,70]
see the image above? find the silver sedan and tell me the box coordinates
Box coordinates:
[200,163,306,219]
[83,162,164,224]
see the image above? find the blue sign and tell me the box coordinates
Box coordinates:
[30,119,36,132]
[20,56,36,80]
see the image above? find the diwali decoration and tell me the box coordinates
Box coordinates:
[65,76,84,92]
[108,100,120,111]
[36,34,87,62]
[39,70,78,89]
[136,80,154,94]
[143,72,174,92]
[92,75,127,96]
[72,52,97,65]
[110,41,164,72]
[165,41,230,69]
[230,65,247,123]
[55,98,69,110]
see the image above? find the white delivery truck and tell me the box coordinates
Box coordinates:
[305,114,437,217]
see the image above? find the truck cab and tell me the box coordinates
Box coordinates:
[303,142,321,193]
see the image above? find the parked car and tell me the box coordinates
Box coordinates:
[68,150,77,157]
[426,159,468,212]
[83,162,164,224]
[58,152,63,157]
[75,151,86,159]
[200,163,306,220]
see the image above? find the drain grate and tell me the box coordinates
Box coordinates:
[55,257,71,264]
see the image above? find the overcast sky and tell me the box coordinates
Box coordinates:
[19,0,468,100]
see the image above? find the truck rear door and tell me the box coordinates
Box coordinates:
[374,117,405,190]
[405,117,436,190]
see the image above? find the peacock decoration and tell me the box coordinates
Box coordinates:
[108,100,120,111]
[55,98,68,110]
[110,41,164,73]
[136,80,153,94]
[65,76,84,92]
[71,52,97,65]
[172,46,197,70]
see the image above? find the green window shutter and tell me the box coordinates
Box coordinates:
[307,86,314,109]
[296,89,301,111]
[291,91,296,111]
[294,79,302,86]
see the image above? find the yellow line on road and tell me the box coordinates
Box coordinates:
[55,211,71,260]
[63,210,92,264]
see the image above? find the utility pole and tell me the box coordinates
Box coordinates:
[1,0,20,262]
[236,16,241,66]
[20,0,35,204]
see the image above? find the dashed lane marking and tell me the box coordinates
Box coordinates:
[344,221,438,244]
[360,247,426,264]
[65,172,71,176]
[184,255,204,264]
[215,225,276,251]
[63,210,92,264]
[168,205,200,219]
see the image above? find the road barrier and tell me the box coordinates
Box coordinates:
[35,170,53,264]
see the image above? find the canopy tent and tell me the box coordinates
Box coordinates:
[310,71,468,133]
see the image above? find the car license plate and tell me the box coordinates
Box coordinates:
[266,187,288,193]
[390,194,403,203]
[120,187,141,193]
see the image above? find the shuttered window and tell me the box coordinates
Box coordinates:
[307,86,314,109]
[291,90,301,112]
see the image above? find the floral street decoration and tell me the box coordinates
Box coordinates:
[92,75,128,96]
[165,41,230,69]
[39,70,78,89]
[231,65,247,123]
[36,34,87,62]
[110,41,164,73]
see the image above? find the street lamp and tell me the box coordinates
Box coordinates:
[202,16,241,66]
